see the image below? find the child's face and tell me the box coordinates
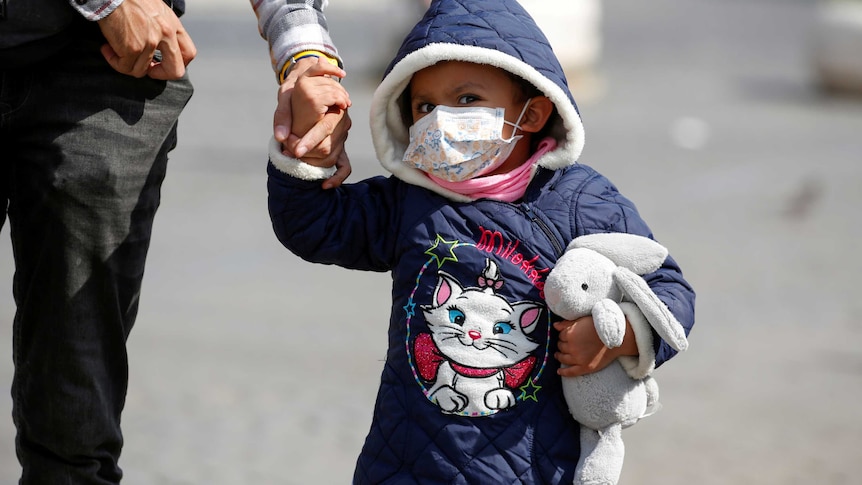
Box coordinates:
[409,61,526,140]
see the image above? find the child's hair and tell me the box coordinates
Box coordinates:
[507,71,542,102]
[398,63,557,151]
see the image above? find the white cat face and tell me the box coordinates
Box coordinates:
[422,269,542,370]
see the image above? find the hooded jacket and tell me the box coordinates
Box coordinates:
[267,0,695,483]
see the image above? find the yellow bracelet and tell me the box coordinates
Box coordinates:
[279,50,341,84]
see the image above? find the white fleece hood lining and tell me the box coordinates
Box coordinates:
[370,43,586,202]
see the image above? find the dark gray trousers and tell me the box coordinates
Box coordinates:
[0,37,193,484]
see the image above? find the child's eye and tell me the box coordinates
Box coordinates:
[457,95,479,105]
[416,102,435,113]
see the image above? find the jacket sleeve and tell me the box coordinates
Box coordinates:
[267,162,400,272]
[250,0,341,81]
[572,171,696,368]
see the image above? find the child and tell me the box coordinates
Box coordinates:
[267,0,695,483]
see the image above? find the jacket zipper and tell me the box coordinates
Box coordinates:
[522,204,564,258]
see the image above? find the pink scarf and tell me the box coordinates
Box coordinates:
[427,138,558,202]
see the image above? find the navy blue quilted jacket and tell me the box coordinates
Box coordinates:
[267,0,695,483]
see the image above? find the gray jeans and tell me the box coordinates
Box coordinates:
[0,38,193,484]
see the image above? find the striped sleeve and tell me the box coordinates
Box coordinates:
[68,0,123,21]
[250,0,341,82]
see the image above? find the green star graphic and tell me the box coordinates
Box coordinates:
[424,235,459,269]
[518,378,542,402]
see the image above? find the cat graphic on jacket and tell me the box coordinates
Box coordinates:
[416,259,543,416]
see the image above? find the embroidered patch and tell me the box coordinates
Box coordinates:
[405,235,552,417]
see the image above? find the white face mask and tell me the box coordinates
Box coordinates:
[402,101,531,182]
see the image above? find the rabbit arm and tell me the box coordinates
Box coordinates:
[617,302,657,379]
[591,299,626,348]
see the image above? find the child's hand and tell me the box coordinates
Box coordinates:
[553,317,638,377]
[322,150,352,190]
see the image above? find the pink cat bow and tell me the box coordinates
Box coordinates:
[414,332,535,388]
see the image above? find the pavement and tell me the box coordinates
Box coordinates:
[2,0,862,484]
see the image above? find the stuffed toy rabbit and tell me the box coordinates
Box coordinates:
[544,233,689,485]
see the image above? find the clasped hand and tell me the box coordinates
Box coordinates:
[279,57,353,189]
[554,316,639,377]
[97,0,196,80]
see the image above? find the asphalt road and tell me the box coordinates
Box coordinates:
[1,1,861,483]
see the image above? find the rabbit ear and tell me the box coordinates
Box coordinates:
[613,267,688,352]
[569,233,668,275]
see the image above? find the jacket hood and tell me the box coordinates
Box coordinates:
[369,0,586,201]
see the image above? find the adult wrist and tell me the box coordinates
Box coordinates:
[279,50,341,84]
[70,0,123,21]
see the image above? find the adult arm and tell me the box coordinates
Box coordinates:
[250,0,340,83]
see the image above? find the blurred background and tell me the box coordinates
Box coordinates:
[1,0,861,483]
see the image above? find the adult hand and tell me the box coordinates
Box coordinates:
[98,0,196,79]
[279,57,352,188]
[275,57,350,157]
[289,58,350,141]
[553,317,638,377]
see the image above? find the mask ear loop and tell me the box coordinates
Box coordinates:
[502,98,533,142]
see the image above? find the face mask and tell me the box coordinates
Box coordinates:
[403,101,531,182]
